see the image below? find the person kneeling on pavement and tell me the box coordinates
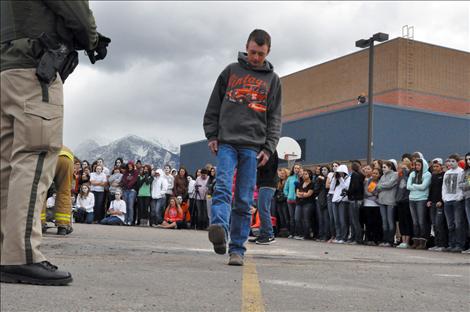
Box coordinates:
[100,191,126,225]
[157,197,186,229]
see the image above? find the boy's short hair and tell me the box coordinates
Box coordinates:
[247,29,271,51]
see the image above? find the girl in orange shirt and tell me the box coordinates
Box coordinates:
[158,197,185,229]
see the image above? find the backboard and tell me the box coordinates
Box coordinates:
[276,137,302,168]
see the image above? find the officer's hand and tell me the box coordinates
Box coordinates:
[87,33,111,64]
[257,150,270,167]
[208,140,218,155]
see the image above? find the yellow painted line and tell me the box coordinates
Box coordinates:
[242,256,265,312]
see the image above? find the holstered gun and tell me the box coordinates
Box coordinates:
[36,33,78,102]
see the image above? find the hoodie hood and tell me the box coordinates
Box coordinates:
[337,165,349,175]
[156,169,164,176]
[238,52,273,73]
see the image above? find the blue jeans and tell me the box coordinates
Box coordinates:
[327,194,336,238]
[444,200,465,249]
[150,198,165,225]
[85,211,94,224]
[258,187,275,239]
[349,200,363,242]
[409,200,429,239]
[430,203,448,247]
[211,144,257,256]
[380,204,396,244]
[100,216,124,225]
[287,201,296,235]
[332,201,349,241]
[295,202,313,238]
[123,189,137,224]
[315,201,330,240]
[465,198,470,234]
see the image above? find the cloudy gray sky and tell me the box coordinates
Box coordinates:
[64,1,469,151]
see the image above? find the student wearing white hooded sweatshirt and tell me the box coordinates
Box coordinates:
[331,165,350,243]
[150,169,168,226]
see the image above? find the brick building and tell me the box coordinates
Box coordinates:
[181,37,470,173]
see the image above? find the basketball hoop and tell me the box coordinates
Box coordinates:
[284,153,298,169]
[277,137,302,169]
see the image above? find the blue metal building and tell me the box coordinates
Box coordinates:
[180,103,470,174]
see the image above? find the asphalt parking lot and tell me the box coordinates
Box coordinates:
[1,224,469,312]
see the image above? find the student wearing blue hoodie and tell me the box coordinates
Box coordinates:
[407,158,432,249]
[284,164,301,238]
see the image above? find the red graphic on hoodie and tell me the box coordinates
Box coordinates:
[226,74,268,112]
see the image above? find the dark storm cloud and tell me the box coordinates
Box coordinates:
[64,1,468,150]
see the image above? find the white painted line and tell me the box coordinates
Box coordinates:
[433,274,463,278]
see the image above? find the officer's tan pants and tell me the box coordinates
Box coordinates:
[41,155,73,227]
[1,68,63,265]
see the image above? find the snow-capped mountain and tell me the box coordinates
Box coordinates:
[75,135,179,169]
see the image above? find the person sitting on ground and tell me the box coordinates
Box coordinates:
[177,196,191,229]
[75,184,95,224]
[249,204,261,237]
[100,191,126,225]
[158,197,185,229]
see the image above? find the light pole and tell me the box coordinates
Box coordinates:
[356,32,389,164]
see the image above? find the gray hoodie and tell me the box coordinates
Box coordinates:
[203,52,282,155]
[377,170,399,206]
[458,168,470,199]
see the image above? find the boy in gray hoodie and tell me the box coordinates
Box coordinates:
[204,29,282,266]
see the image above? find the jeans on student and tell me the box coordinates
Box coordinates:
[85,211,94,224]
[316,202,330,240]
[294,202,313,238]
[327,194,336,238]
[444,200,465,249]
[465,198,470,235]
[92,191,105,222]
[100,216,124,225]
[349,200,363,243]
[287,201,296,235]
[333,201,348,241]
[380,204,396,244]
[409,200,429,239]
[430,203,448,247]
[123,189,137,225]
[210,144,257,256]
[276,200,289,230]
[258,187,275,239]
[150,198,165,225]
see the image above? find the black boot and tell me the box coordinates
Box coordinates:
[57,226,73,236]
[0,261,73,285]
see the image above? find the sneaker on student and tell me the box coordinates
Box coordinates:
[256,237,276,245]
[450,247,463,253]
[336,240,345,244]
[397,243,409,249]
[294,236,304,240]
[433,247,446,252]
[248,237,259,243]
[228,253,244,266]
[462,248,470,254]
[287,235,294,239]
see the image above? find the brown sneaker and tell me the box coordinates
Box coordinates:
[228,253,244,266]
[208,224,227,255]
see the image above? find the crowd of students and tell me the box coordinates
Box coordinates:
[266,151,470,254]
[48,151,470,253]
